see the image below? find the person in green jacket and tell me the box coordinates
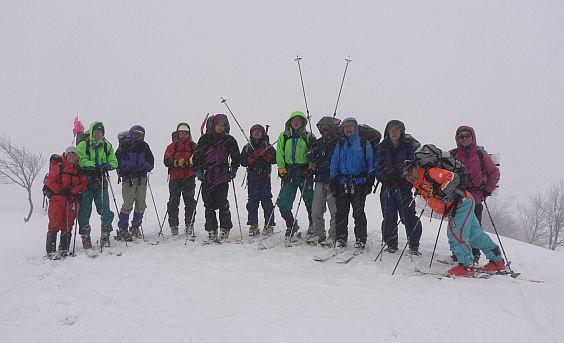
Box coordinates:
[76,121,118,250]
[276,111,316,241]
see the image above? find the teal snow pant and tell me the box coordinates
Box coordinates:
[78,176,114,235]
[278,173,314,229]
[447,196,501,266]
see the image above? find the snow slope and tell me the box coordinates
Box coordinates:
[1,183,563,343]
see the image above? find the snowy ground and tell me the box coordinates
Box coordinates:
[1,183,563,343]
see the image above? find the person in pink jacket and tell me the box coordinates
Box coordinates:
[450,125,500,262]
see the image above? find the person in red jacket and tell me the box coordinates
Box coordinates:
[402,160,506,277]
[163,123,198,236]
[45,146,88,258]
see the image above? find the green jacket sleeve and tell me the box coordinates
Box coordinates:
[77,141,95,169]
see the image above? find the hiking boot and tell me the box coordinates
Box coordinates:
[409,248,422,256]
[130,226,142,239]
[208,230,218,241]
[262,226,274,235]
[81,235,93,249]
[448,265,475,277]
[385,246,398,253]
[118,227,132,242]
[46,231,57,255]
[185,225,194,237]
[306,235,324,246]
[220,228,230,241]
[59,231,72,257]
[320,238,336,248]
[248,225,261,237]
[354,240,366,250]
[171,226,179,236]
[100,232,110,247]
[481,260,506,274]
[336,239,347,248]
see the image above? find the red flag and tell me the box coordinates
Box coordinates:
[200,113,209,135]
[72,114,85,144]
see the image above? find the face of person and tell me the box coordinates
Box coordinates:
[457,131,473,147]
[132,131,144,142]
[67,152,79,165]
[92,128,104,140]
[343,124,355,137]
[215,122,226,134]
[318,124,332,136]
[389,126,402,143]
[178,130,189,140]
[251,129,263,140]
[290,117,303,130]
[405,166,420,184]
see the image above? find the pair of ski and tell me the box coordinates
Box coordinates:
[257,231,308,250]
[313,247,364,264]
[413,268,542,283]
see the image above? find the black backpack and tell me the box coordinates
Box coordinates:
[414,144,469,191]
[42,154,64,199]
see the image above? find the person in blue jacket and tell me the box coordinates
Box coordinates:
[329,117,375,249]
[373,120,422,255]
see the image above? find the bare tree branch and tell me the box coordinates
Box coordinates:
[0,135,46,222]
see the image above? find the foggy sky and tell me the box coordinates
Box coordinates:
[1,0,563,209]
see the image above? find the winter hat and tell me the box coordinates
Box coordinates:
[65,146,78,156]
[177,123,190,132]
[341,117,358,127]
[92,122,105,133]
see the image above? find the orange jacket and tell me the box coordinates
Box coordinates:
[412,167,468,214]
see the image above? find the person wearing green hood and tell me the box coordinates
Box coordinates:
[76,121,118,250]
[276,111,316,241]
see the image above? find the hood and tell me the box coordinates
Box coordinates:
[383,120,406,141]
[249,124,266,144]
[88,121,105,143]
[316,116,341,136]
[129,125,145,142]
[455,125,477,150]
[211,113,230,134]
[285,111,308,132]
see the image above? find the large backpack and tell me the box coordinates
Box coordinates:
[42,154,64,200]
[414,144,469,191]
[338,123,382,163]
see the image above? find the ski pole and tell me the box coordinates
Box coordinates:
[391,201,427,275]
[185,182,202,245]
[220,97,253,149]
[294,55,313,133]
[265,179,285,233]
[374,196,416,262]
[429,214,445,267]
[158,209,168,238]
[147,174,161,242]
[105,171,124,247]
[287,178,308,245]
[484,200,518,278]
[332,56,352,120]
[231,175,244,243]
[71,201,79,257]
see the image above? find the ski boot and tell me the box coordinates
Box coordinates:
[306,235,324,246]
[335,239,347,249]
[481,259,506,274]
[81,235,93,250]
[385,246,398,253]
[219,228,230,241]
[59,231,72,257]
[353,240,366,250]
[262,226,274,236]
[208,230,219,242]
[100,232,111,248]
[118,227,132,242]
[448,264,475,277]
[185,224,194,237]
[320,238,336,248]
[171,226,179,236]
[248,225,260,237]
[130,226,142,239]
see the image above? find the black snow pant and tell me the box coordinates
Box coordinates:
[202,181,232,232]
[335,186,368,244]
[167,177,197,228]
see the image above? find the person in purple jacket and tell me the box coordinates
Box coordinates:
[450,125,500,262]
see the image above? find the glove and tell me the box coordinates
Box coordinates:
[443,194,454,203]
[427,187,436,198]
[230,167,238,180]
[139,162,153,173]
[99,163,112,172]
[59,188,71,196]
[303,166,315,178]
[174,159,187,168]
[196,170,205,181]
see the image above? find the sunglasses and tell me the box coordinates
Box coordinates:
[457,133,472,139]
